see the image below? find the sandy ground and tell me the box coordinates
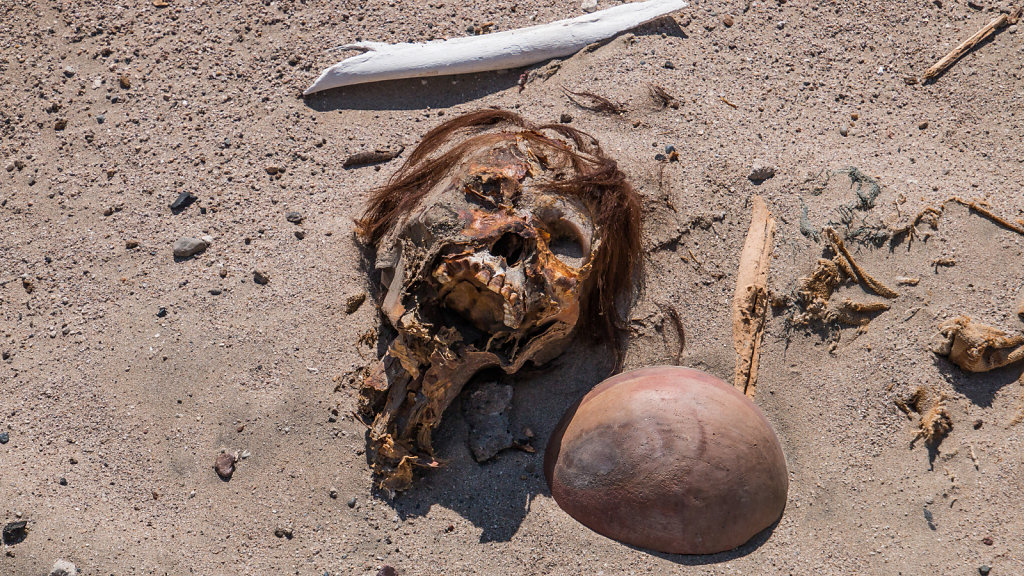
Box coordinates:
[3,0,1024,574]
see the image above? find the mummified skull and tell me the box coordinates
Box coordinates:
[356,110,641,493]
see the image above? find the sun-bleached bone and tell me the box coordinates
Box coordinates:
[304,0,688,95]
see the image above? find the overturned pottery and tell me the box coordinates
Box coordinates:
[545,366,788,555]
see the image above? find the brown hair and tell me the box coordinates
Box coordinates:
[357,109,642,353]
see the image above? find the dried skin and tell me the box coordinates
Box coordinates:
[933,316,1024,373]
[355,110,641,493]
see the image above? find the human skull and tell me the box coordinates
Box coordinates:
[356,110,641,493]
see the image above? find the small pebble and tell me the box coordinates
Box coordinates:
[329,488,338,499]
[169,191,197,213]
[748,163,776,183]
[1008,24,1017,34]
[294,230,305,240]
[0,431,8,444]
[253,270,270,285]
[839,125,849,137]
[265,165,282,175]
[979,565,991,575]
[214,452,236,480]
[345,293,367,314]
[663,60,675,69]
[918,121,929,130]
[982,536,993,545]
[48,559,77,576]
[209,288,222,296]
[376,567,396,576]
[95,114,105,124]
[274,527,294,539]
[347,497,357,508]
[285,211,303,224]
[722,14,734,26]
[2,520,28,545]
[119,75,131,89]
[63,66,76,77]
[172,237,208,259]
[156,307,168,318]
[581,0,598,12]
[54,119,67,130]
[559,113,573,123]
[125,240,139,249]
[59,477,68,486]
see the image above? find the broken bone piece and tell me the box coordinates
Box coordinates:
[732,195,776,398]
[356,110,641,493]
[304,0,688,95]
[932,316,1024,373]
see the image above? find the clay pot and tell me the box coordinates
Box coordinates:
[544,366,788,554]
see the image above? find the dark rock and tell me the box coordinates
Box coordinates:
[463,381,515,462]
[125,240,139,249]
[172,237,208,259]
[294,230,305,240]
[347,497,357,508]
[209,288,222,296]
[376,567,396,576]
[274,527,293,539]
[2,520,28,545]
[979,565,991,575]
[345,293,366,314]
[95,114,105,124]
[156,307,167,318]
[58,477,67,486]
[0,432,8,444]
[214,452,236,481]
[663,60,675,69]
[285,211,303,224]
[253,270,270,285]
[169,192,197,214]
[329,488,338,499]
[559,113,573,123]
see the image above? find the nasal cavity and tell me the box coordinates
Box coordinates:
[490,232,527,267]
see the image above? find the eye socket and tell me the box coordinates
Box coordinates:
[546,219,587,268]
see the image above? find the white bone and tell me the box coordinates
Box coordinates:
[304,0,689,95]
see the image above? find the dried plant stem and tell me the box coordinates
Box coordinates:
[824,228,899,299]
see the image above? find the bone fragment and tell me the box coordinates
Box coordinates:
[304,0,688,95]
[933,316,1024,373]
[824,228,899,299]
[732,195,776,398]
[922,8,1022,82]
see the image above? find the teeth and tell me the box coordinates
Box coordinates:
[489,274,505,291]
[508,292,520,306]
[474,267,492,285]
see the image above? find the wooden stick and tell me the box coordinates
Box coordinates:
[922,8,1022,81]
[304,0,688,95]
[732,196,776,399]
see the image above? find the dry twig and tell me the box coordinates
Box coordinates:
[562,88,625,114]
[824,228,899,299]
[922,8,1023,81]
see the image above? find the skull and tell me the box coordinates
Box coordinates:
[356,110,641,493]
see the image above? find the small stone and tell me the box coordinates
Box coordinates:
[345,293,367,314]
[982,536,993,545]
[347,497,357,508]
[172,237,208,259]
[979,565,991,575]
[214,452,236,480]
[748,163,776,183]
[329,488,338,499]
[2,520,28,545]
[285,211,303,224]
[58,477,67,486]
[240,450,251,459]
[581,0,598,12]
[294,230,305,240]
[850,112,859,120]
[63,66,76,77]
[559,113,573,124]
[274,527,294,539]
[169,191,197,213]
[125,240,139,249]
[54,119,67,130]
[5,162,14,172]
[663,60,675,69]
[49,559,78,576]
[722,14,734,26]
[119,75,131,89]
[95,114,105,124]
[102,206,114,216]
[839,125,849,137]
[265,165,281,175]
[376,566,396,576]
[253,270,270,285]
[1008,24,1017,34]
[156,307,168,318]
[654,153,666,161]
[918,121,929,130]
[973,419,983,429]
[0,432,8,444]
[209,288,222,296]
